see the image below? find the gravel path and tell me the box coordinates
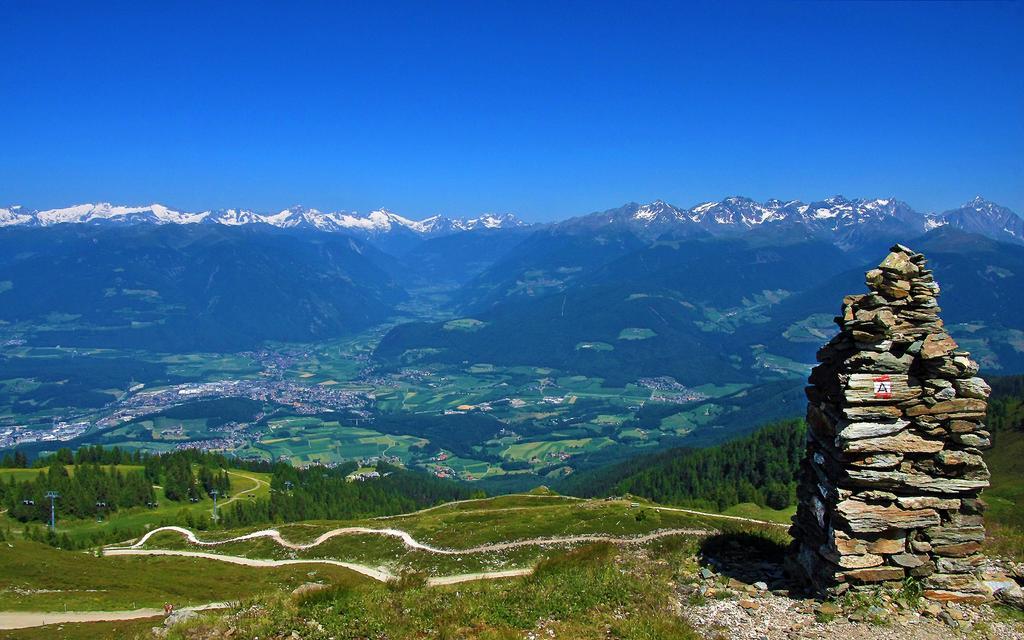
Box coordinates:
[104,547,537,587]
[116,524,713,555]
[654,504,789,528]
[0,601,230,631]
[370,494,583,520]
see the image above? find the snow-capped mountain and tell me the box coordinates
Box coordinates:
[32,202,210,225]
[931,196,1024,241]
[0,205,33,226]
[3,196,1021,247]
[581,195,1022,246]
[0,202,529,239]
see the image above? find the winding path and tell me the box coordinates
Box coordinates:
[370,494,583,521]
[217,470,267,512]
[102,547,534,586]
[0,601,230,631]
[0,564,540,631]
[653,505,789,528]
[117,524,712,555]
[0,496,788,630]
[373,498,788,529]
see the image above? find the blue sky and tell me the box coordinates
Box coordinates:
[1,1,1021,221]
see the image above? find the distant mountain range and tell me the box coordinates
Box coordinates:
[2,195,1020,246]
[2,194,1023,373]
[573,196,1024,247]
[0,202,527,238]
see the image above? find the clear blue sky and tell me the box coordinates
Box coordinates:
[1,1,1021,221]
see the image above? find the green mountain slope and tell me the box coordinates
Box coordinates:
[376,235,858,385]
[379,229,1024,385]
[558,419,806,511]
[0,225,406,351]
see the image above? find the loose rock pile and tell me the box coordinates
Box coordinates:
[790,245,994,603]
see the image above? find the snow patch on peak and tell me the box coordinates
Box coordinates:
[862,198,893,209]
[462,213,523,230]
[632,200,685,223]
[0,206,33,227]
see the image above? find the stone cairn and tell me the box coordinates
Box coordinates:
[790,244,994,603]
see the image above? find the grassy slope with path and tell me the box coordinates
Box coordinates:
[0,539,369,612]
[0,618,159,640]
[155,538,708,640]
[0,493,779,617]
[116,493,780,582]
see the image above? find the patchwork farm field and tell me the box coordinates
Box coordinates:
[246,420,428,466]
[0,322,805,488]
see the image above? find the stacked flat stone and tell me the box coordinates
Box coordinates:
[790,244,993,603]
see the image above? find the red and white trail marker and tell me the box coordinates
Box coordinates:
[873,374,893,399]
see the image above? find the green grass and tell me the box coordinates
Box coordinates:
[0,465,144,481]
[0,539,370,612]
[0,468,51,482]
[501,437,613,463]
[721,502,795,524]
[161,542,702,640]
[0,492,789,638]
[130,494,726,582]
[984,429,1024,561]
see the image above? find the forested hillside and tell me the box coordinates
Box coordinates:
[988,375,1024,432]
[0,447,236,524]
[0,224,406,351]
[560,375,1024,521]
[0,445,480,549]
[220,462,481,526]
[559,419,806,511]
[376,230,1024,383]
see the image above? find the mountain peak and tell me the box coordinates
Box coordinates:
[959,196,1013,215]
[576,195,1022,245]
[823,194,851,205]
[723,195,755,204]
[632,200,684,223]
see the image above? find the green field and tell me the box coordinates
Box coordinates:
[246,420,427,465]
[618,327,657,340]
[0,539,370,612]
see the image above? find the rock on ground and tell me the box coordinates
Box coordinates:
[678,587,1024,640]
